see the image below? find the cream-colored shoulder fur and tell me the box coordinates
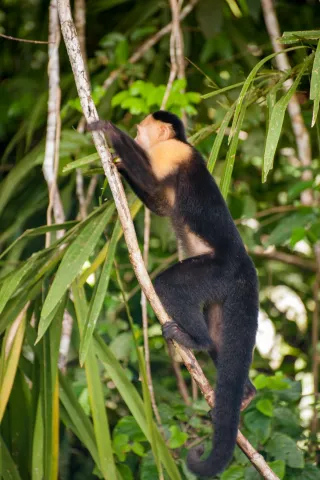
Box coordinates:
[148,139,192,180]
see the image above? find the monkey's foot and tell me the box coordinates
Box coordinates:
[162,321,203,349]
[241,381,256,411]
[208,408,214,422]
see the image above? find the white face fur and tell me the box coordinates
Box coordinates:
[135,115,173,150]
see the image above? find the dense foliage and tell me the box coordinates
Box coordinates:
[0,0,319,479]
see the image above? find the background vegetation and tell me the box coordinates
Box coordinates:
[0,0,319,479]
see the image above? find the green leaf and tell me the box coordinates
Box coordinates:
[263,55,313,181]
[113,416,146,443]
[73,283,117,480]
[310,40,320,126]
[288,465,320,480]
[254,373,290,391]
[80,219,121,365]
[280,30,320,44]
[290,227,306,247]
[95,336,181,480]
[40,203,115,324]
[121,97,147,115]
[132,442,145,457]
[0,307,27,422]
[0,434,22,480]
[0,143,44,217]
[268,461,286,479]
[36,294,67,344]
[113,434,130,461]
[63,153,100,173]
[168,425,188,449]
[221,465,244,480]
[265,433,304,469]
[287,180,314,202]
[265,212,315,246]
[243,409,271,444]
[186,92,201,104]
[207,103,235,174]
[220,101,246,198]
[229,46,306,143]
[112,90,130,107]
[0,261,34,316]
[32,399,44,480]
[115,39,129,65]
[59,373,100,466]
[256,399,274,417]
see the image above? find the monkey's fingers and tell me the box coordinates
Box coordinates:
[87,120,114,132]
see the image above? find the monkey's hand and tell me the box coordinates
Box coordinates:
[87,120,114,133]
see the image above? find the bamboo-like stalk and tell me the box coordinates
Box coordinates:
[57,1,279,477]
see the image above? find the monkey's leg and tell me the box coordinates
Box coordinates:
[205,304,256,413]
[154,254,223,351]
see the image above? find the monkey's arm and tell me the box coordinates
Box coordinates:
[88,121,156,190]
[116,163,169,216]
[88,120,169,215]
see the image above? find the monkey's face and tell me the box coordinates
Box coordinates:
[135,115,173,150]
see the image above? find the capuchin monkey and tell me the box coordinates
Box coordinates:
[88,111,259,478]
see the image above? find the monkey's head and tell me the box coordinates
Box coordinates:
[135,111,187,149]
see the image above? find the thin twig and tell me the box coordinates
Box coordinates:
[84,175,98,212]
[103,0,199,91]
[168,343,191,405]
[161,0,192,402]
[57,2,279,477]
[74,0,88,219]
[44,0,73,372]
[141,208,163,427]
[0,32,50,44]
[252,246,316,271]
[43,0,64,247]
[261,0,313,205]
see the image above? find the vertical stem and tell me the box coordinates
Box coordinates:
[261,0,313,205]
[141,208,163,427]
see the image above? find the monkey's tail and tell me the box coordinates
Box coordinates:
[187,300,257,478]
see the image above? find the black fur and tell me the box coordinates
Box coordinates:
[88,113,259,478]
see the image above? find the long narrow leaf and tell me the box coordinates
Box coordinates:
[63,152,100,173]
[229,46,307,141]
[73,283,117,480]
[59,373,100,466]
[40,203,115,324]
[32,399,44,480]
[0,262,34,316]
[80,219,121,365]
[94,336,181,480]
[220,103,247,198]
[310,40,320,127]
[137,347,162,477]
[280,30,320,44]
[0,434,22,480]
[79,198,142,286]
[207,104,236,174]
[263,56,313,182]
[0,305,27,422]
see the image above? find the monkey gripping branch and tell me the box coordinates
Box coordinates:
[56,1,279,479]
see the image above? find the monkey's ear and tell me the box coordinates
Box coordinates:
[159,123,173,141]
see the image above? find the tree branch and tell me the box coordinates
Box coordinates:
[103,0,199,91]
[57,2,279,477]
